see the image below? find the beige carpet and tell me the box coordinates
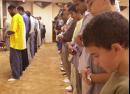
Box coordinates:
[0,43,71,94]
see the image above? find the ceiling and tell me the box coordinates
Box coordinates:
[4,0,129,6]
[5,0,72,3]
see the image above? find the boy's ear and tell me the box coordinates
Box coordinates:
[111,43,123,52]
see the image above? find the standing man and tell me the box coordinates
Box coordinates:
[7,5,26,81]
[17,6,30,71]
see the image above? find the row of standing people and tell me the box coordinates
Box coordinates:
[5,5,46,81]
[54,0,128,94]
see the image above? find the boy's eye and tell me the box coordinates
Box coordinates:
[91,54,99,58]
[93,55,99,58]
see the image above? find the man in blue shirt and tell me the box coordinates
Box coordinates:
[17,6,30,40]
[17,6,30,71]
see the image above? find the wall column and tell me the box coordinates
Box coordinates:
[0,0,3,40]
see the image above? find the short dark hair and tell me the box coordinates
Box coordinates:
[25,11,31,17]
[17,6,24,11]
[110,0,115,5]
[68,4,78,13]
[83,11,129,49]
[66,2,73,8]
[80,0,84,2]
[8,4,16,10]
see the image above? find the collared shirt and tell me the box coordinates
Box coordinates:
[10,13,26,50]
[23,13,30,33]
[78,11,93,35]
[30,16,35,33]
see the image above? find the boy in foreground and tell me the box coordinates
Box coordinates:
[83,11,129,94]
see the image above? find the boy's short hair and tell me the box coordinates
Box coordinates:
[83,11,129,49]
[8,4,16,10]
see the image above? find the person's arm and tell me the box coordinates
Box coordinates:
[9,15,17,35]
[90,73,111,83]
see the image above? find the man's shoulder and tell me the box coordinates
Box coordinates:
[23,13,29,19]
[117,78,129,92]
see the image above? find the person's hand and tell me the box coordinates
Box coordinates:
[75,35,83,46]
[67,43,77,55]
[7,31,15,35]
[57,34,63,41]
[82,67,92,85]
[61,26,64,31]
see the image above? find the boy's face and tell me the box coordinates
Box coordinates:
[86,45,122,73]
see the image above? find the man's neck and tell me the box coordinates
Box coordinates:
[11,13,16,17]
[118,49,129,76]
[77,14,83,21]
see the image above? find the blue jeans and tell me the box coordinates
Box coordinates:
[10,48,23,79]
[57,41,62,50]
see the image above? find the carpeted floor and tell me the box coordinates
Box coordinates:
[0,43,71,94]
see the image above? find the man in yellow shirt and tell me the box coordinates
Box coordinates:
[7,5,26,81]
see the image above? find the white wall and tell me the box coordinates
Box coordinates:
[0,0,3,28]
[33,3,52,43]
[6,3,12,24]
[33,3,59,43]
[21,2,32,12]
[52,3,60,19]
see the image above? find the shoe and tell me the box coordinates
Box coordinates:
[8,78,17,82]
[58,50,61,54]
[61,72,66,75]
[60,61,63,65]
[60,67,65,71]
[63,78,70,83]
[60,62,63,66]
[65,85,73,92]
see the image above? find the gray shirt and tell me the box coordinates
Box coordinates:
[87,56,106,94]
[100,72,129,94]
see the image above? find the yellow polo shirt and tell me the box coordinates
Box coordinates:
[10,13,26,50]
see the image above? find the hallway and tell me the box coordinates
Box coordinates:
[0,43,71,94]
